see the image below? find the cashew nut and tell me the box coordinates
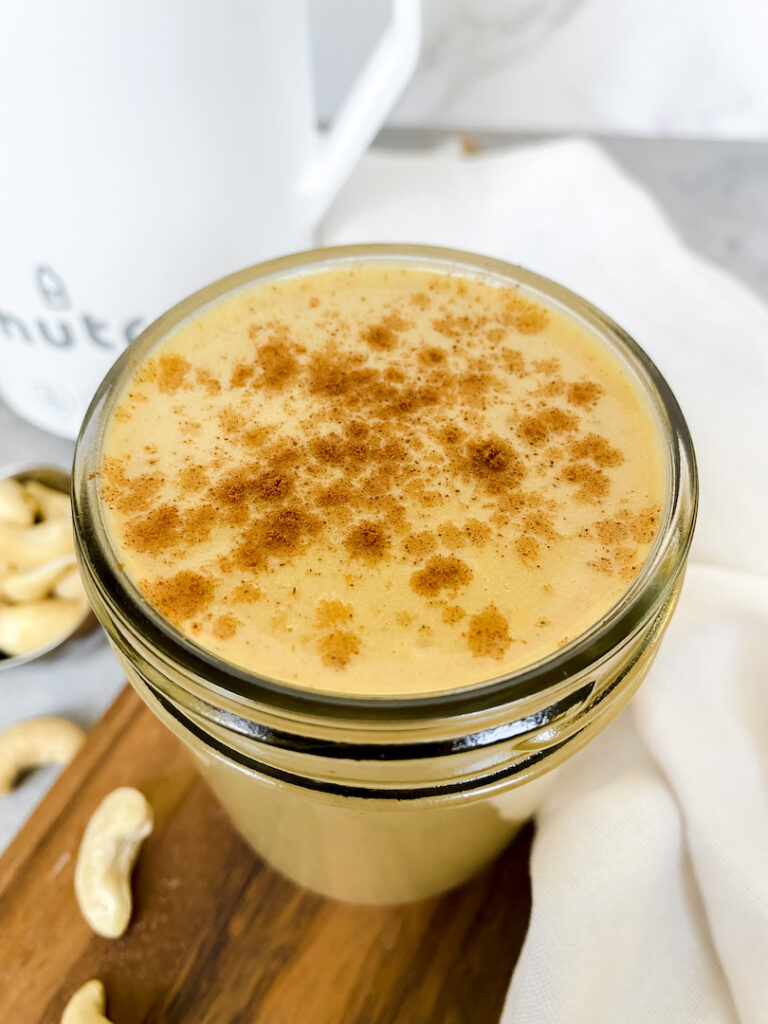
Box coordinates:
[55,565,89,603]
[0,477,38,525]
[0,476,84,659]
[0,598,84,655]
[0,553,77,603]
[61,979,113,1024]
[75,787,154,938]
[0,517,74,569]
[0,716,85,793]
[24,479,72,521]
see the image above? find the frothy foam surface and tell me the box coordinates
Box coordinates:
[101,265,665,695]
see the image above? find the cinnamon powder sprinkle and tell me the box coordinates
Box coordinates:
[465,519,491,545]
[232,582,262,603]
[518,408,578,447]
[156,355,191,394]
[442,605,466,624]
[315,599,354,628]
[230,363,253,388]
[515,536,540,562]
[630,507,660,544]
[595,518,629,545]
[503,349,526,375]
[103,469,164,515]
[465,438,526,494]
[344,520,390,562]
[213,613,240,640]
[503,296,549,334]
[255,470,292,501]
[410,556,473,597]
[257,340,298,387]
[196,368,221,395]
[179,465,210,492]
[418,346,446,366]
[102,265,664,686]
[318,629,360,669]
[569,433,624,467]
[261,508,318,554]
[567,380,604,408]
[523,511,557,539]
[467,605,512,659]
[403,531,438,559]
[124,505,181,555]
[562,462,610,502]
[362,322,398,351]
[142,571,215,625]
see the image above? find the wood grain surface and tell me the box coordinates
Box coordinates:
[0,686,533,1024]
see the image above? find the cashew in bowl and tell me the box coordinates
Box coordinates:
[0,599,85,656]
[0,517,74,569]
[0,553,77,603]
[61,979,113,1024]
[55,566,88,603]
[0,471,89,662]
[24,479,72,521]
[0,477,38,525]
[0,716,86,794]
[75,787,154,939]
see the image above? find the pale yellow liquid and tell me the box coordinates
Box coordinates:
[101,265,665,696]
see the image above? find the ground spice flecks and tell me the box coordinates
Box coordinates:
[100,266,664,694]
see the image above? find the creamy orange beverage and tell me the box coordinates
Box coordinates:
[100,264,664,694]
[75,248,695,904]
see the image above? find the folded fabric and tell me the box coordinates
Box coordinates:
[322,139,768,1023]
[502,565,768,1024]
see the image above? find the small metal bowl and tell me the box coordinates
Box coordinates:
[0,462,95,671]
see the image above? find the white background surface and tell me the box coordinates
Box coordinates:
[314,0,768,137]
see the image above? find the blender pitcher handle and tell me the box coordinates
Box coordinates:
[299,0,421,222]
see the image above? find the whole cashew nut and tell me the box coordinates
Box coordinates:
[55,565,89,603]
[0,716,85,794]
[0,517,74,569]
[61,979,113,1024]
[0,598,84,656]
[0,553,77,603]
[0,478,37,525]
[24,479,72,521]
[75,787,153,938]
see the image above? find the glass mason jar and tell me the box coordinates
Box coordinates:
[73,245,697,905]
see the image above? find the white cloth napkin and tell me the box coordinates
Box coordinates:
[321,139,768,1023]
[386,0,768,138]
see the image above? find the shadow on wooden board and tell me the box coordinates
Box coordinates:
[0,686,533,1024]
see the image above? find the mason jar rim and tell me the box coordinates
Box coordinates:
[72,243,698,724]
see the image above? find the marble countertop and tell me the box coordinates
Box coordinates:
[1,134,765,853]
[315,0,768,138]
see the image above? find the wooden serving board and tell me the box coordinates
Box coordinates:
[0,686,532,1024]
